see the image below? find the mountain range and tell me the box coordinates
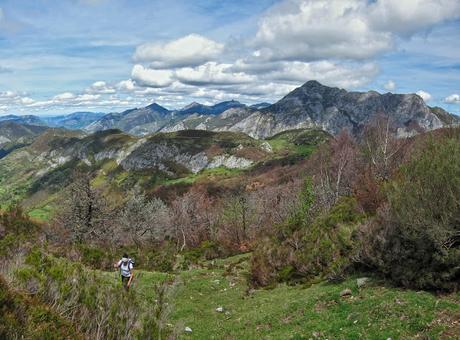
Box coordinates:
[85,81,459,138]
[0,112,105,130]
[1,81,458,140]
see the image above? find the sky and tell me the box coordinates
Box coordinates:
[0,0,459,116]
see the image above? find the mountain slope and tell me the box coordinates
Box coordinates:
[0,128,285,210]
[0,122,48,159]
[228,80,455,138]
[85,103,179,135]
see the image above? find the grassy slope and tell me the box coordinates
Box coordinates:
[129,255,459,339]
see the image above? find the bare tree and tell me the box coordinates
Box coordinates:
[117,192,171,247]
[247,179,302,237]
[362,115,408,181]
[170,188,218,251]
[54,171,113,243]
[313,129,358,210]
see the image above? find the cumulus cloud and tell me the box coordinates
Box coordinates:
[368,0,460,36]
[174,62,255,85]
[445,94,460,104]
[131,64,174,87]
[133,34,224,68]
[384,80,396,91]
[253,0,392,62]
[252,0,460,62]
[53,92,76,101]
[86,81,116,94]
[116,79,136,92]
[416,90,432,102]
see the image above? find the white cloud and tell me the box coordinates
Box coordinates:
[253,0,392,62]
[445,94,460,104]
[416,90,432,102]
[134,34,224,68]
[86,81,116,94]
[252,0,460,62]
[116,79,136,92]
[368,0,460,36]
[174,62,255,85]
[384,80,396,91]
[53,92,76,101]
[20,97,35,105]
[131,64,174,88]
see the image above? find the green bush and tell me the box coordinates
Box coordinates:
[250,178,364,287]
[12,249,157,338]
[0,276,79,339]
[359,137,460,290]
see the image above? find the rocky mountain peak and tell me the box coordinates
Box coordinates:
[145,103,170,114]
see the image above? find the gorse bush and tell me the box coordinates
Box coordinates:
[250,178,364,287]
[0,276,80,340]
[359,136,460,290]
[11,248,177,339]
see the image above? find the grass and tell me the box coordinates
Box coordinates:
[160,167,243,186]
[267,129,330,159]
[126,255,459,339]
[28,205,53,221]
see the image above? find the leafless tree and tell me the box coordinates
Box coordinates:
[362,115,408,181]
[54,171,114,243]
[117,192,171,247]
[313,129,358,210]
[170,188,219,251]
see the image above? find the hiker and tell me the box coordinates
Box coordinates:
[114,253,134,291]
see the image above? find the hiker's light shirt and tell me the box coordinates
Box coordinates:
[117,260,133,277]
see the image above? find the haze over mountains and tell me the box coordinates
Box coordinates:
[1,81,458,140]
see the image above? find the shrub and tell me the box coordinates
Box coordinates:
[250,177,364,287]
[11,249,165,339]
[358,137,460,290]
[0,276,79,339]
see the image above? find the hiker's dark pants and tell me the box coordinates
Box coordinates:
[121,275,130,290]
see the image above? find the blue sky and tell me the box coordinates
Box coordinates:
[0,0,459,115]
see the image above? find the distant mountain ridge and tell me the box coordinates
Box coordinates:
[0,114,46,126]
[0,112,104,130]
[85,100,249,135]
[43,112,105,129]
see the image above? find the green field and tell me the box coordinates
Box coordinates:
[118,255,459,339]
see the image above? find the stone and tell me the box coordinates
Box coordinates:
[184,326,192,333]
[357,277,369,288]
[340,288,353,297]
[216,307,224,313]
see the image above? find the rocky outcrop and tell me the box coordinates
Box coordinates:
[120,140,253,174]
